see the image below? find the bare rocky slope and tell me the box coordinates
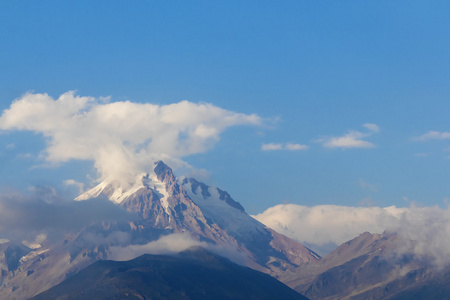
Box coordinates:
[282,231,450,300]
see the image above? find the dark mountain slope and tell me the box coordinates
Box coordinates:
[32,247,309,300]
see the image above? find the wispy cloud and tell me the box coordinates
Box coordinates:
[0,188,130,242]
[358,179,378,192]
[318,123,379,149]
[414,131,450,141]
[414,153,428,157]
[362,123,380,133]
[261,143,309,151]
[109,232,248,265]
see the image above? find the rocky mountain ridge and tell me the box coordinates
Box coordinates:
[283,231,450,300]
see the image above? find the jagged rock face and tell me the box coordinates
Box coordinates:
[0,161,319,299]
[118,162,234,245]
[0,242,32,273]
[120,187,170,226]
[268,229,320,266]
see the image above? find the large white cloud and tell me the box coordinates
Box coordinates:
[253,203,450,264]
[253,204,405,247]
[0,91,261,185]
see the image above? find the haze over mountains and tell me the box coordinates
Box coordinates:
[0,161,318,299]
[1,161,450,299]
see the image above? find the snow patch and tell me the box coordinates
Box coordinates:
[74,171,171,215]
[75,179,111,201]
[19,248,49,263]
[145,172,170,215]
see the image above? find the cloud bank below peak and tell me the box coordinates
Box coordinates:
[0,91,262,183]
[253,203,450,265]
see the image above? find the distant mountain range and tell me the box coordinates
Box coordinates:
[31,247,308,300]
[1,161,449,299]
[282,231,450,300]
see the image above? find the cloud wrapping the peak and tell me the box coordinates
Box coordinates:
[0,92,262,183]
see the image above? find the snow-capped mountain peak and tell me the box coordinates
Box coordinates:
[75,162,169,206]
[1,160,320,300]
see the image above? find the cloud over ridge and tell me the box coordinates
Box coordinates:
[0,91,262,184]
[253,203,450,264]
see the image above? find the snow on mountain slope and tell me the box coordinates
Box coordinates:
[76,162,263,241]
[180,177,267,239]
[76,171,169,209]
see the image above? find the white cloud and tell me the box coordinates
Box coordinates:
[363,123,380,133]
[262,143,283,151]
[415,131,450,141]
[318,124,379,149]
[253,204,404,248]
[0,91,262,185]
[109,233,207,261]
[285,143,309,151]
[253,204,450,265]
[262,143,309,151]
[109,232,248,265]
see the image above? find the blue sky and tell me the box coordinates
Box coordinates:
[1,1,450,214]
